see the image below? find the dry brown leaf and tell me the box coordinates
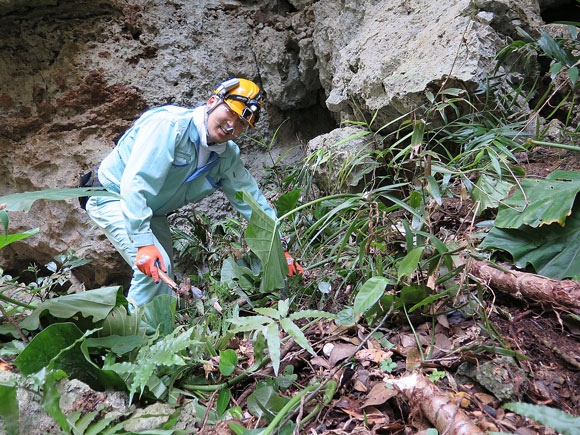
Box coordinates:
[355,348,393,364]
[362,381,399,408]
[437,314,450,329]
[353,369,370,392]
[400,334,417,348]
[334,396,360,411]
[406,347,422,371]
[474,392,497,406]
[0,362,14,371]
[329,342,358,367]
[434,333,452,351]
[341,406,389,424]
[454,391,472,408]
[311,356,331,369]
[479,421,500,433]
[427,275,437,291]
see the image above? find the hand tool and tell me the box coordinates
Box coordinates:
[155,260,203,299]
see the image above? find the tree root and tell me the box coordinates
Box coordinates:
[388,372,485,435]
[469,261,580,312]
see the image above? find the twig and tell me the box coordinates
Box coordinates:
[199,388,218,432]
[293,394,307,435]
[0,303,27,342]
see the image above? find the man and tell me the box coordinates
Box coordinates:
[85,78,301,308]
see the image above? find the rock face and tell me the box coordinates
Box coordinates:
[0,0,558,286]
[306,126,379,194]
[314,0,542,126]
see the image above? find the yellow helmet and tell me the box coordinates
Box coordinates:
[214,78,262,128]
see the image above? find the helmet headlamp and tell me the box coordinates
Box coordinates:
[213,78,262,127]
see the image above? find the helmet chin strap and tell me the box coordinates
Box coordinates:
[205,102,218,144]
[206,102,235,144]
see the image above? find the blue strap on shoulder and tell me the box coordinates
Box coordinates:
[184,151,220,184]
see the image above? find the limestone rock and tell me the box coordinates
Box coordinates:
[288,0,317,10]
[0,371,60,435]
[58,379,130,421]
[457,356,529,401]
[252,26,318,110]
[306,125,379,194]
[122,401,175,432]
[311,0,543,126]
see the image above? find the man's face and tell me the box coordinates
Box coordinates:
[206,97,249,143]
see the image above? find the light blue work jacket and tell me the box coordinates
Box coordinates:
[97,105,276,247]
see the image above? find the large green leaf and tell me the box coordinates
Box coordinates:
[217,388,231,417]
[0,385,19,435]
[106,326,197,401]
[236,190,288,290]
[275,190,301,217]
[143,294,176,337]
[353,277,392,315]
[494,170,580,228]
[220,256,258,289]
[98,305,144,337]
[85,335,147,356]
[19,286,124,331]
[247,385,287,422]
[219,349,238,376]
[472,174,513,216]
[41,369,70,432]
[280,318,316,356]
[265,322,281,376]
[228,315,274,333]
[0,228,40,249]
[0,187,120,212]
[481,205,580,279]
[14,323,126,391]
[537,31,575,66]
[398,247,425,279]
[504,402,580,435]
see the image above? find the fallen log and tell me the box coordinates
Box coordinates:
[469,261,580,311]
[388,372,485,435]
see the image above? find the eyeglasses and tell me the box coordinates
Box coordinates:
[222,104,248,134]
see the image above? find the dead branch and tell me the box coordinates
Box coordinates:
[389,372,485,435]
[469,261,580,311]
[0,303,28,342]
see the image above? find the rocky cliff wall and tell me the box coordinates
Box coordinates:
[0,0,571,287]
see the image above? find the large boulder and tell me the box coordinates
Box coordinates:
[311,0,544,126]
[306,125,379,194]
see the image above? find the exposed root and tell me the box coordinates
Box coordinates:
[388,372,485,435]
[469,261,580,311]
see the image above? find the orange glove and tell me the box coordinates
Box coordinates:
[136,245,165,283]
[285,251,303,276]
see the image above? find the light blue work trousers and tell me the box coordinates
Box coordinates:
[86,195,173,308]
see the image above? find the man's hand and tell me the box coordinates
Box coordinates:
[284,251,304,276]
[136,245,165,283]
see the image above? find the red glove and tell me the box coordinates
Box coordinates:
[136,245,165,283]
[285,251,303,276]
